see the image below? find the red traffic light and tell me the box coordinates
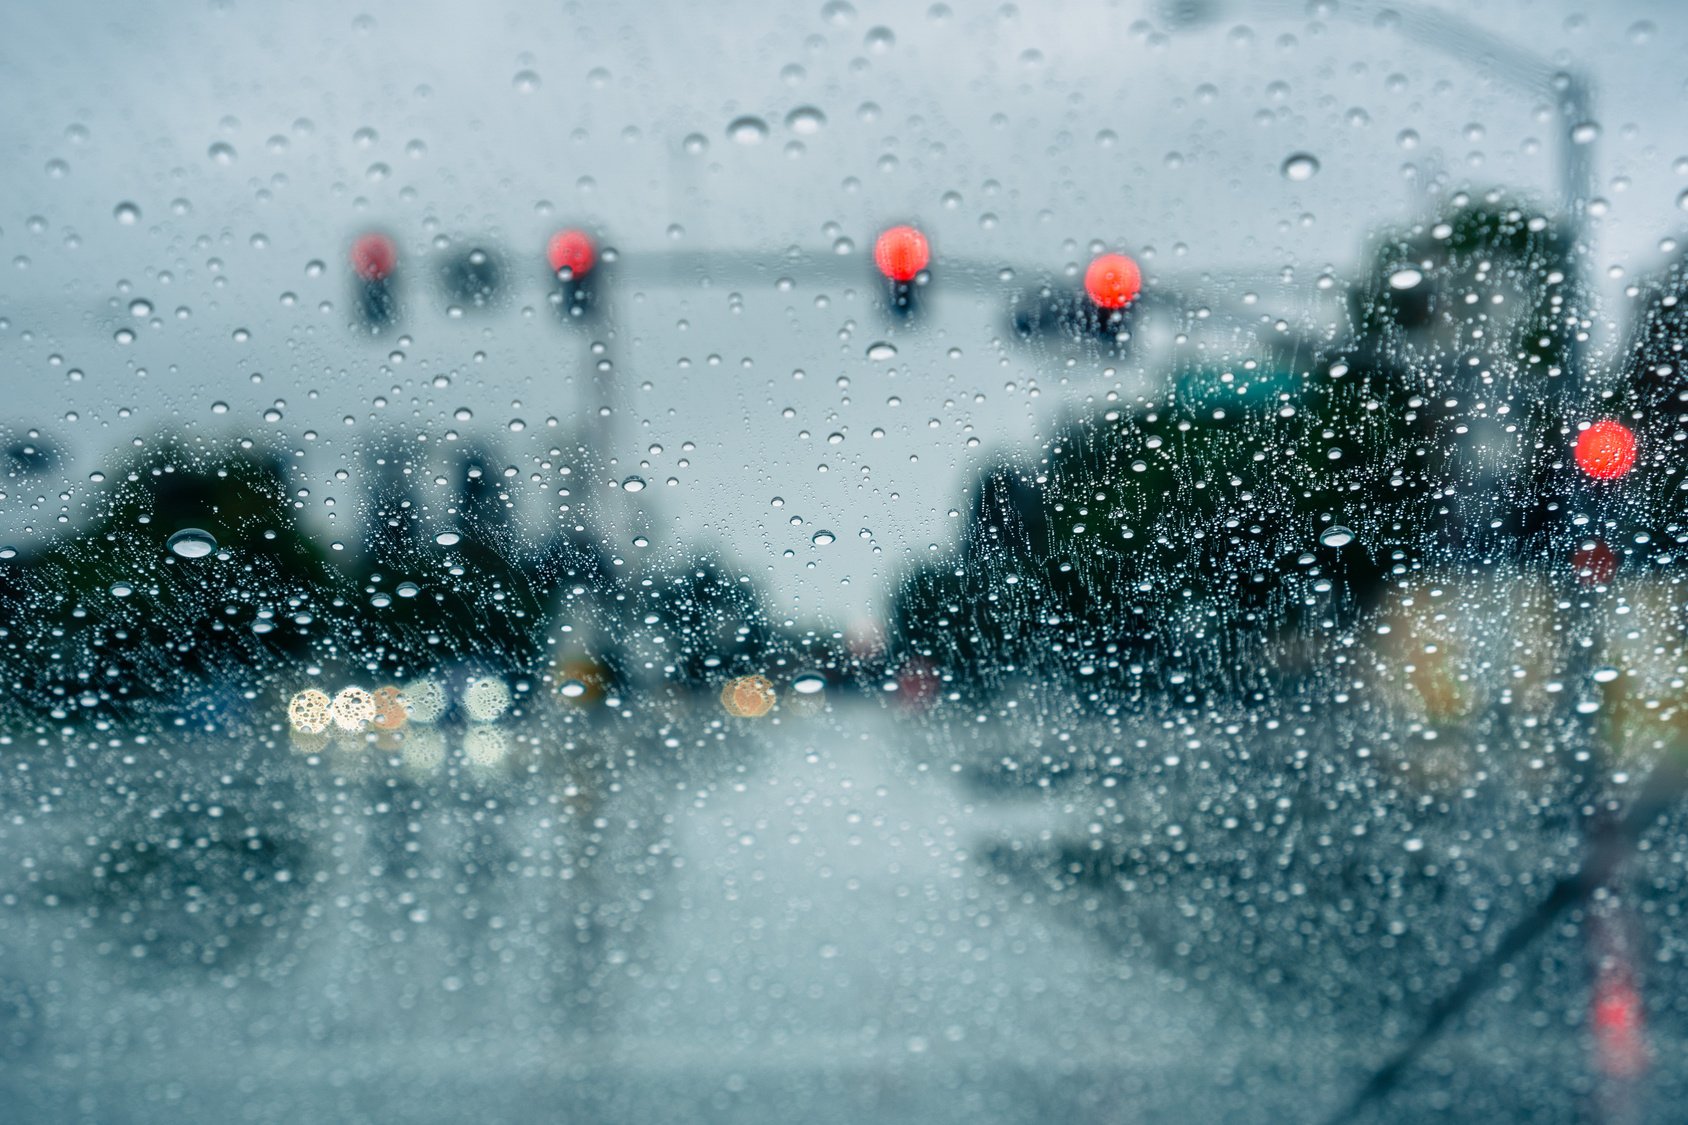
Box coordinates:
[350,233,397,282]
[1084,252,1142,310]
[547,229,597,279]
[1574,420,1637,481]
[873,225,930,283]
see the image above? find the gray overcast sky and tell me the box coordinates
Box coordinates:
[2,0,1686,622]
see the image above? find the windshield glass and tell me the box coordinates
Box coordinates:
[2,2,1686,1122]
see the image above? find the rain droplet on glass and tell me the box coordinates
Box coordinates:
[166,528,217,558]
[1281,152,1320,181]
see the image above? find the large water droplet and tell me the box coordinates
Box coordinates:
[1592,666,1620,684]
[792,673,826,695]
[1387,267,1423,290]
[785,106,827,135]
[434,531,462,547]
[166,528,217,558]
[114,202,141,225]
[559,679,587,699]
[621,476,647,492]
[727,116,769,145]
[811,530,836,546]
[109,581,134,597]
[866,341,897,361]
[1281,152,1320,181]
[1319,526,1355,549]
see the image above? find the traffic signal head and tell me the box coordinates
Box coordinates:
[874,226,929,283]
[351,232,398,282]
[547,228,600,321]
[350,231,400,326]
[547,229,598,280]
[439,244,505,309]
[874,225,930,315]
[1083,252,1142,311]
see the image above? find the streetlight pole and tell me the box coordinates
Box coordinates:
[1160,0,1593,215]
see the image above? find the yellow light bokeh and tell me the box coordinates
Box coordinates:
[287,689,332,734]
[331,687,377,731]
[721,674,776,718]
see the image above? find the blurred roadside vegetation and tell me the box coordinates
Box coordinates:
[2,193,1684,724]
[891,194,1686,714]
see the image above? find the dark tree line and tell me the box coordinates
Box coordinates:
[0,440,808,717]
